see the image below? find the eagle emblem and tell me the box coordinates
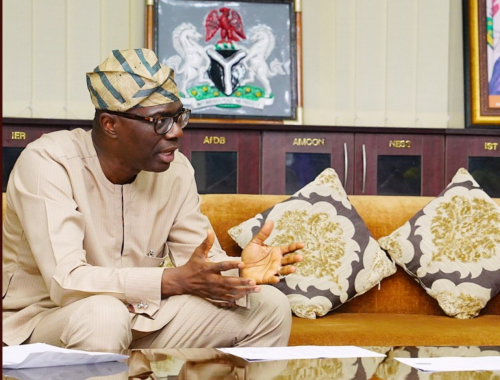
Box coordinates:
[205,8,246,46]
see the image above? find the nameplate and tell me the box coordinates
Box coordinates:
[389,140,411,148]
[203,136,226,144]
[484,142,498,151]
[292,138,325,146]
[11,131,27,140]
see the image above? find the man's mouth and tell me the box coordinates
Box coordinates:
[158,148,177,163]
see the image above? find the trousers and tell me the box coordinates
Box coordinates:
[27,286,292,351]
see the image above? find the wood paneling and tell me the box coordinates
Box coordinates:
[354,133,445,196]
[5,118,500,196]
[180,130,261,194]
[446,135,500,183]
[262,131,354,194]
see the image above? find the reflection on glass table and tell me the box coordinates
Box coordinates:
[3,346,499,380]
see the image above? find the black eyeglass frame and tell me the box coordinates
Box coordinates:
[103,108,191,135]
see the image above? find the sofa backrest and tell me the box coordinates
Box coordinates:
[199,194,438,257]
[200,193,500,316]
[3,192,498,316]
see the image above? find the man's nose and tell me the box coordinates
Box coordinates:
[164,121,184,139]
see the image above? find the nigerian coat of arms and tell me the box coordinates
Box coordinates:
[163,7,290,111]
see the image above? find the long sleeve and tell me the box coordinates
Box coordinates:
[6,138,164,317]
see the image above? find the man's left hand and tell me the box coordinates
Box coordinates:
[240,220,304,284]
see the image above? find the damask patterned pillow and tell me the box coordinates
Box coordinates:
[379,168,500,319]
[228,168,396,319]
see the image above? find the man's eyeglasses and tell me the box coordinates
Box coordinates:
[104,108,191,135]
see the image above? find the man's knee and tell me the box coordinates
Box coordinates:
[238,286,292,346]
[259,286,291,323]
[81,295,131,323]
[63,295,132,350]
[250,286,292,334]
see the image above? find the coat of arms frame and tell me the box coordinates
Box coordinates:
[146,0,303,125]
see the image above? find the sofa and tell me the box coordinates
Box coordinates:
[200,194,500,347]
[3,193,499,347]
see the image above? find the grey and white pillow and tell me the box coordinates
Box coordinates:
[379,168,500,319]
[229,168,396,319]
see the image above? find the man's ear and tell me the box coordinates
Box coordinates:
[98,112,119,139]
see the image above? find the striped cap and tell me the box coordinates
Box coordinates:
[86,49,180,111]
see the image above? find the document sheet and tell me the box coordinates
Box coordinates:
[396,356,500,372]
[217,345,386,361]
[3,343,129,369]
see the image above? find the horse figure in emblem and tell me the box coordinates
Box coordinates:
[165,23,211,97]
[241,24,286,98]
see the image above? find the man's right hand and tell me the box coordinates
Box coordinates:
[160,230,260,306]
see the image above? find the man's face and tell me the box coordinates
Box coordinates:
[112,100,184,174]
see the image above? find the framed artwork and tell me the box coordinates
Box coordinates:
[148,0,302,124]
[464,0,500,128]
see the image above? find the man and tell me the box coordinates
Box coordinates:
[2,48,303,351]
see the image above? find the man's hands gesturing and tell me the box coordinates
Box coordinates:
[161,230,260,307]
[161,223,303,307]
[240,220,304,284]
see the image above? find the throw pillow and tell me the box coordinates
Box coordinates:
[379,168,500,319]
[228,168,396,319]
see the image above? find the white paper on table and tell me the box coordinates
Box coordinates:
[217,346,386,362]
[395,356,500,373]
[3,343,129,369]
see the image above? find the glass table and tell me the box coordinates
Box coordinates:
[3,346,500,380]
